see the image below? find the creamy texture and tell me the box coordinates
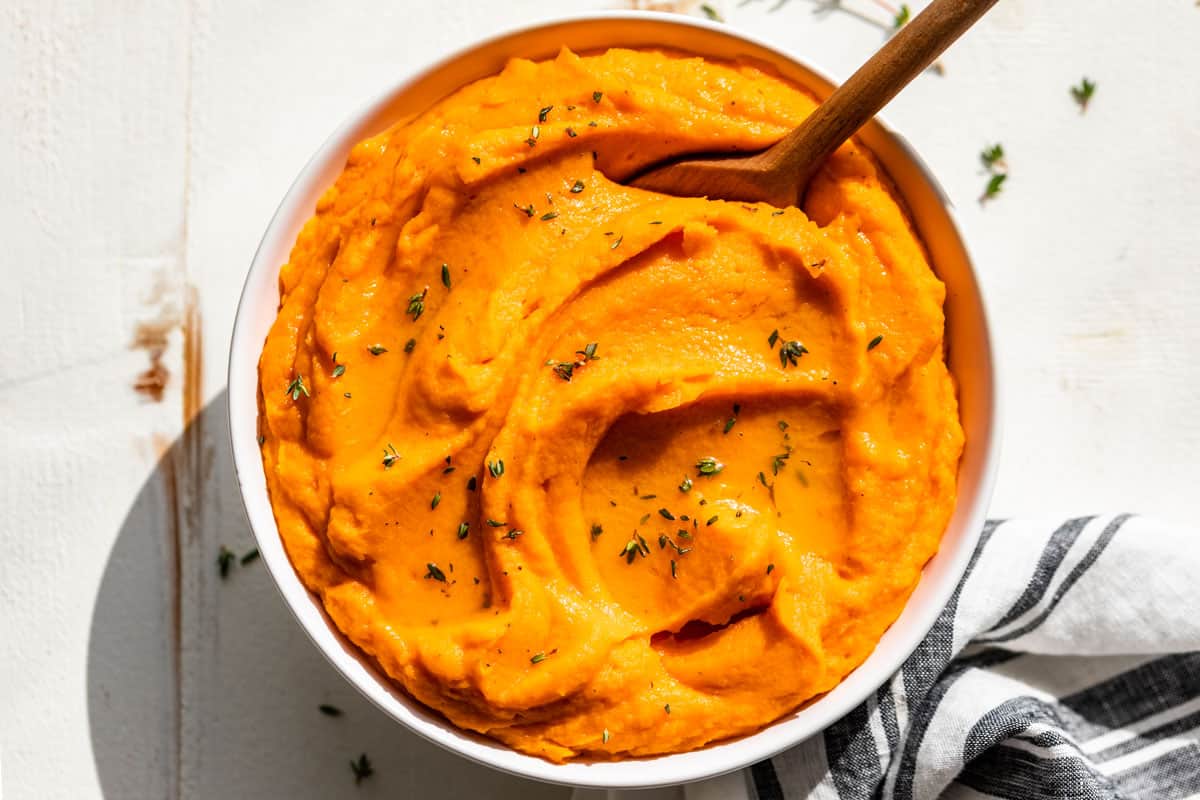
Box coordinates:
[257,48,963,761]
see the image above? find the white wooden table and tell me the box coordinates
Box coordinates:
[3,1,1198,797]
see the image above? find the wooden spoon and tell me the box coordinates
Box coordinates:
[629,0,999,207]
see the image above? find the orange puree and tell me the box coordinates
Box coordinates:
[257,47,963,761]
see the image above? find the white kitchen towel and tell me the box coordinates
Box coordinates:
[575,513,1200,800]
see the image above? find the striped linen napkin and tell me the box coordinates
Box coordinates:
[578,513,1200,800]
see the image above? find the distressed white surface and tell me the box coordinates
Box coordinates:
[1,0,1198,798]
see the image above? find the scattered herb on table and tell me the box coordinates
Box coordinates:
[700,3,723,21]
[893,3,911,28]
[240,549,260,566]
[217,546,235,579]
[350,753,373,785]
[982,172,1007,202]
[1071,77,1096,112]
[318,704,343,717]
[979,143,1008,204]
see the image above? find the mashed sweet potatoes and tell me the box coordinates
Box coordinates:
[257,47,963,761]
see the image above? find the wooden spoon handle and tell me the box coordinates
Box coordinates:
[764,0,999,187]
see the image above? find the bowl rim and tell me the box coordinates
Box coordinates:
[228,9,1001,790]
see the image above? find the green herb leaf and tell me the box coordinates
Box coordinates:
[285,374,309,401]
[431,492,441,510]
[566,127,577,138]
[670,559,677,578]
[515,202,536,217]
[540,211,559,221]
[531,651,548,663]
[658,508,675,520]
[695,456,724,476]
[610,235,623,250]
[570,179,585,193]
[867,334,884,351]
[382,443,400,468]
[552,362,575,381]
[1070,77,1096,112]
[779,340,808,368]
[700,3,723,21]
[982,172,1007,202]
[772,452,790,475]
[980,143,1005,171]
[538,105,553,123]
[488,459,505,478]
[591,523,603,541]
[486,519,506,527]
[664,703,671,714]
[706,515,719,526]
[593,90,603,103]
[457,522,470,540]
[441,263,451,289]
[350,753,373,785]
[679,476,693,493]
[893,3,911,29]
[217,546,234,579]
[504,529,524,540]
[368,344,388,355]
[602,728,611,743]
[331,363,345,378]
[768,329,780,348]
[767,563,775,574]
[318,704,342,717]
[240,548,260,566]
[425,563,447,582]
[407,287,428,321]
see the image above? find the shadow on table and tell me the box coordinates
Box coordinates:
[86,389,568,799]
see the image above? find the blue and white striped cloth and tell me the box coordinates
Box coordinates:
[589,514,1200,800]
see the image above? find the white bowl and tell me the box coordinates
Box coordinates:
[228,11,999,790]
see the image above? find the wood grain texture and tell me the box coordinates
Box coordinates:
[2,1,1199,799]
